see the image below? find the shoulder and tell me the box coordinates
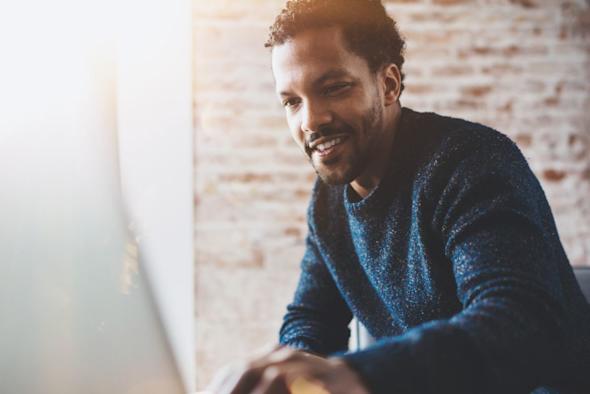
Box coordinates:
[404,107,519,158]
[402,108,528,184]
[400,109,542,222]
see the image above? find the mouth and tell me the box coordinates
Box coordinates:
[310,135,348,160]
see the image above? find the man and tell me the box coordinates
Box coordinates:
[207,0,590,393]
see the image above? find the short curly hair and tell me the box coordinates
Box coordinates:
[265,0,406,94]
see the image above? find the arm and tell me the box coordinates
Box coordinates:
[279,226,353,356]
[207,227,361,394]
[339,133,570,394]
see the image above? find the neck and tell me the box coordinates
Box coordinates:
[350,105,402,199]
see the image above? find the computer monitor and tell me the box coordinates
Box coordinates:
[0,167,187,394]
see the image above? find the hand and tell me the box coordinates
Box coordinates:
[206,345,369,394]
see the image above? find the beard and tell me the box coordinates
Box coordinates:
[305,97,384,185]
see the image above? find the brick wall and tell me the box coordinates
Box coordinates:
[193,0,590,388]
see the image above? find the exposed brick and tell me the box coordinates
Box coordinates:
[458,44,549,59]
[385,0,423,3]
[509,0,538,8]
[431,65,475,77]
[432,0,472,5]
[515,134,532,147]
[497,100,514,114]
[461,85,493,97]
[405,84,434,94]
[218,172,274,183]
[192,0,590,388]
[544,96,560,106]
[543,169,568,182]
[284,227,302,238]
[481,63,524,76]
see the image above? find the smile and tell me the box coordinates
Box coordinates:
[316,137,343,153]
[313,136,348,160]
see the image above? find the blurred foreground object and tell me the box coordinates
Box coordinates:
[0,0,193,392]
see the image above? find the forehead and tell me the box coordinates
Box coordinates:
[271,27,371,94]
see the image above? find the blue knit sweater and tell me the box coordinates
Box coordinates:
[278,108,590,394]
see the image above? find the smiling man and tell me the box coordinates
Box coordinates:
[207,1,590,393]
[273,25,400,197]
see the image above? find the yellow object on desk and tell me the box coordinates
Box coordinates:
[289,377,330,394]
[195,376,330,394]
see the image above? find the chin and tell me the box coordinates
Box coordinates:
[311,152,364,185]
[318,174,348,185]
[315,166,358,185]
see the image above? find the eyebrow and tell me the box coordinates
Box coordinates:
[278,68,353,97]
[314,68,353,86]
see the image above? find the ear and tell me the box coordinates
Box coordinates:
[381,64,401,106]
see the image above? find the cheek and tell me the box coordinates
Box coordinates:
[334,97,372,126]
[287,117,305,147]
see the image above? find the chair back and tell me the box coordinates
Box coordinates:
[574,267,590,303]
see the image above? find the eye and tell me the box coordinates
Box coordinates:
[282,97,301,109]
[323,82,352,96]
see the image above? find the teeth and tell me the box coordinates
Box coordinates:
[316,137,342,152]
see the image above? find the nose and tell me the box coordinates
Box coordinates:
[300,100,333,135]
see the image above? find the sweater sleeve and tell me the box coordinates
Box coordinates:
[340,132,570,394]
[279,225,353,356]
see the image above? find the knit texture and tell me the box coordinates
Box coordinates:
[278,107,590,394]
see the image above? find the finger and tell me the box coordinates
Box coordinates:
[228,362,266,394]
[207,347,300,394]
[265,345,296,364]
[207,362,259,394]
[245,346,294,373]
[250,366,290,394]
[227,348,297,394]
